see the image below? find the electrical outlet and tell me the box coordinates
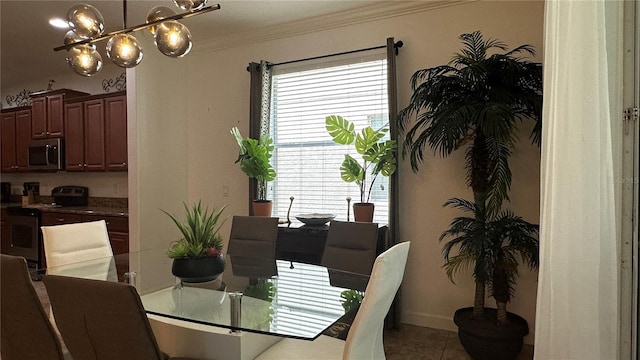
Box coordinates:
[222,185,229,197]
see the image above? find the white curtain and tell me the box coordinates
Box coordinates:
[535,1,623,359]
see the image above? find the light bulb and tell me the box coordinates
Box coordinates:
[66,3,104,38]
[173,0,208,11]
[154,21,192,58]
[107,34,143,68]
[66,44,103,76]
[146,6,176,34]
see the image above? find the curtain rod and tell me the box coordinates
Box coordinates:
[245,40,403,71]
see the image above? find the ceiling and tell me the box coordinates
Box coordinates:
[1,0,382,90]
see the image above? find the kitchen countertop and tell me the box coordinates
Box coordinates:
[40,206,128,217]
[0,202,127,217]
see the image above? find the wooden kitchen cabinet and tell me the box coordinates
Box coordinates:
[30,89,89,139]
[1,209,9,254]
[105,95,127,170]
[64,102,85,171]
[41,212,84,225]
[64,91,126,172]
[101,215,129,255]
[1,107,32,172]
[83,99,107,171]
[40,211,129,255]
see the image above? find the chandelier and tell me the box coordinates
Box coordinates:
[54,0,221,77]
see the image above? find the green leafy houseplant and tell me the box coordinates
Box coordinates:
[231,127,276,201]
[162,201,227,259]
[340,289,364,313]
[325,115,397,204]
[398,31,542,359]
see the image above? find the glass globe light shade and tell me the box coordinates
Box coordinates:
[63,30,95,49]
[154,21,192,58]
[66,3,105,38]
[146,6,176,34]
[66,44,103,77]
[106,34,143,68]
[172,0,208,11]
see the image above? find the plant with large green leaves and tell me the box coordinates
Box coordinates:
[398,31,543,324]
[231,127,276,201]
[163,201,227,259]
[325,115,397,203]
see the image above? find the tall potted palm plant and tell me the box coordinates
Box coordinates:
[398,31,542,359]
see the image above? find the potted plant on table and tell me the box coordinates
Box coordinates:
[398,31,543,360]
[162,201,227,283]
[325,115,397,222]
[231,127,277,217]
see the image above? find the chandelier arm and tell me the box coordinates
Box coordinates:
[123,0,128,29]
[54,4,221,52]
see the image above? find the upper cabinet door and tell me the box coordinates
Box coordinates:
[1,112,17,172]
[31,97,47,139]
[15,109,32,170]
[105,95,127,171]
[47,94,65,137]
[83,99,106,171]
[64,102,85,171]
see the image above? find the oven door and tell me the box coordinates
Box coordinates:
[6,214,40,264]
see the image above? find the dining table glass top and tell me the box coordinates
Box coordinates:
[44,248,369,340]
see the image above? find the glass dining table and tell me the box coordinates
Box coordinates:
[44,248,370,341]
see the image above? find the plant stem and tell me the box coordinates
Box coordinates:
[473,280,485,319]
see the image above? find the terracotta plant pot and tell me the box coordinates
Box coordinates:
[171,255,225,283]
[252,200,273,217]
[353,203,375,222]
[453,307,529,360]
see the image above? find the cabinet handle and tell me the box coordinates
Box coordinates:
[46,132,50,135]
[122,162,127,166]
[57,218,65,222]
[78,163,82,167]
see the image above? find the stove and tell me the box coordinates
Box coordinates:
[5,186,89,270]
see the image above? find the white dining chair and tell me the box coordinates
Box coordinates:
[41,220,114,273]
[41,220,117,335]
[255,241,411,360]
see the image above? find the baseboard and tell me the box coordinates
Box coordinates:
[400,310,458,333]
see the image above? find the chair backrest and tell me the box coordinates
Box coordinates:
[0,255,65,360]
[227,216,279,258]
[43,274,165,360]
[343,242,410,359]
[321,220,379,275]
[41,220,113,269]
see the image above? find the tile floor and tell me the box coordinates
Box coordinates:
[383,323,533,360]
[33,280,533,360]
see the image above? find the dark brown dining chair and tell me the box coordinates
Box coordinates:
[43,274,198,360]
[0,254,65,360]
[227,215,280,258]
[321,220,379,275]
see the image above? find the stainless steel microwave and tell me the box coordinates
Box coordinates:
[28,138,64,170]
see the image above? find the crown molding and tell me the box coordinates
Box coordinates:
[194,0,477,55]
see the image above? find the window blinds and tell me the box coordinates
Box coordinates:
[267,54,389,223]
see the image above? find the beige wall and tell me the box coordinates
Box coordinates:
[130,0,544,343]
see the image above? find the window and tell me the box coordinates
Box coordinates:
[267,54,390,223]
